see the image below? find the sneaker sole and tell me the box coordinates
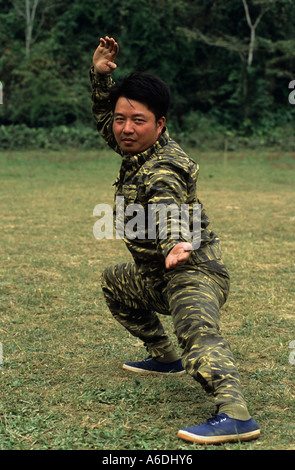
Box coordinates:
[122,364,186,376]
[177,428,261,444]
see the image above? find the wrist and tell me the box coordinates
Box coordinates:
[91,65,108,77]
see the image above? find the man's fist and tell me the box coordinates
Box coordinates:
[93,36,119,75]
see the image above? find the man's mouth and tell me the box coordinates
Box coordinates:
[122,138,136,144]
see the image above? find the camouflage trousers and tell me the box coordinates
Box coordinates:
[101,261,247,409]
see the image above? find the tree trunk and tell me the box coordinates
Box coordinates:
[12,0,40,58]
[25,0,40,58]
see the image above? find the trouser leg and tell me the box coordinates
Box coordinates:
[101,262,175,358]
[166,268,248,410]
[101,261,248,413]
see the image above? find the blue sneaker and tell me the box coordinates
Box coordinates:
[123,356,185,375]
[178,413,260,444]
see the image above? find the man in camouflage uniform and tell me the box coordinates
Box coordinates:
[90,36,260,444]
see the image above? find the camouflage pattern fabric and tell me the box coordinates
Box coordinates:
[91,67,248,409]
[90,67,220,267]
[101,262,247,407]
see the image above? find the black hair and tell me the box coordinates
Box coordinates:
[109,71,171,121]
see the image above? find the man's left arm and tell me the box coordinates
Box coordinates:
[145,166,193,269]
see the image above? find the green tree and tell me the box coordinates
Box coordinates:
[0,0,294,135]
[179,0,295,131]
[11,0,57,58]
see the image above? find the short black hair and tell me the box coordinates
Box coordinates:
[109,71,171,121]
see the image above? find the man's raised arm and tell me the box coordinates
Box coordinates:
[90,36,120,152]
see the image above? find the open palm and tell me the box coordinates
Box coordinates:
[93,36,119,75]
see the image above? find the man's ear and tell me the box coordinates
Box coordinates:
[157,116,166,136]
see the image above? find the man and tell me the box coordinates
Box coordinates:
[90,36,260,444]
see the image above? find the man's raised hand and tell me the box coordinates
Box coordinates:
[93,36,119,75]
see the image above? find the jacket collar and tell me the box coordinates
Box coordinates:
[114,128,169,185]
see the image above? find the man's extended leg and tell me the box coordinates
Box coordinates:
[100,261,178,361]
[165,267,260,443]
[166,267,249,415]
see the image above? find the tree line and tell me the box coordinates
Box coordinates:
[0,0,294,145]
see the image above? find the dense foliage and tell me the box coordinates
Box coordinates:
[0,0,294,148]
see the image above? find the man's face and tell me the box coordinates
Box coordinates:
[113,97,166,155]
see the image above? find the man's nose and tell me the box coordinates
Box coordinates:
[123,119,134,134]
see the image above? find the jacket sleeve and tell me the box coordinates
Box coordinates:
[89,66,122,154]
[145,162,195,258]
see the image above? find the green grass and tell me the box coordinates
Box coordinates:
[0,147,295,450]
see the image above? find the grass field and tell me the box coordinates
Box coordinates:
[0,147,294,451]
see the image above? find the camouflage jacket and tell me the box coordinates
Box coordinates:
[90,67,227,276]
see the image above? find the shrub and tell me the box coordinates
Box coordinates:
[0,124,104,150]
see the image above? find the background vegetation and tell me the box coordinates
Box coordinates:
[0,0,295,149]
